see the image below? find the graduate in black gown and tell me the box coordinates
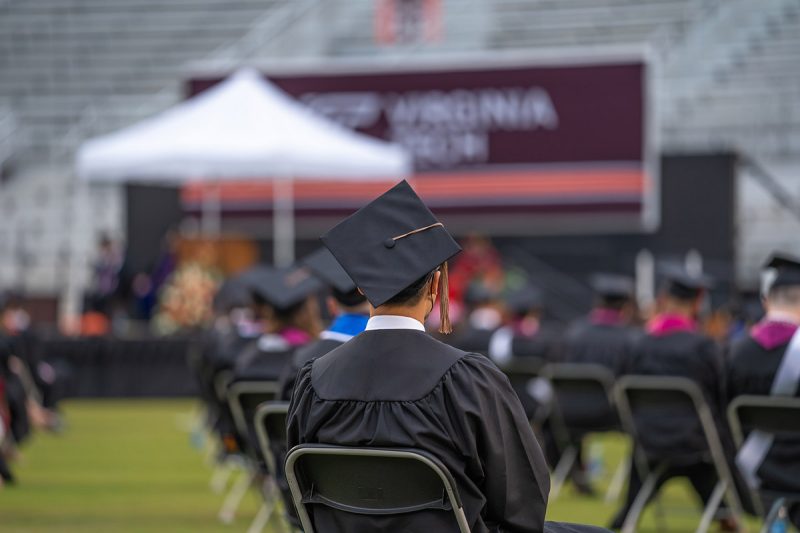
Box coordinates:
[610,265,741,530]
[199,274,261,447]
[278,248,370,402]
[487,285,560,421]
[448,283,503,356]
[563,274,640,376]
[287,180,607,533]
[727,252,800,527]
[233,264,323,382]
[556,275,641,495]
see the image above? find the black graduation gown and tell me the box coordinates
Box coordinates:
[503,325,562,421]
[233,335,296,383]
[626,329,726,462]
[449,324,496,356]
[727,334,800,493]
[278,338,344,402]
[287,329,551,533]
[609,327,750,528]
[562,319,640,376]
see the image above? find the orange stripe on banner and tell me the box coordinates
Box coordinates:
[181,169,645,205]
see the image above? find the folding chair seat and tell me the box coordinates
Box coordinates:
[728,395,800,532]
[539,363,625,500]
[614,376,746,533]
[285,444,471,533]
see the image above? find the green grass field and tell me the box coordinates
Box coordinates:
[0,400,759,532]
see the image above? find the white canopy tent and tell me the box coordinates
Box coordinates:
[77,68,411,265]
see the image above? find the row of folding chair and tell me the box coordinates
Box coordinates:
[208,364,800,533]
[508,359,800,533]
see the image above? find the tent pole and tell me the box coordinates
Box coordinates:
[273,178,294,267]
[202,181,221,237]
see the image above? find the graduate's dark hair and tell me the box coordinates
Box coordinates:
[380,262,453,334]
[597,295,630,311]
[383,269,436,307]
[332,287,367,308]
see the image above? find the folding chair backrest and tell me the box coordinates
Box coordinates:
[614,376,725,463]
[228,380,280,460]
[285,445,470,533]
[499,356,545,380]
[540,363,618,432]
[727,395,800,447]
[254,402,289,476]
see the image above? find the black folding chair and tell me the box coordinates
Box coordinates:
[540,363,626,500]
[728,395,800,532]
[614,376,746,533]
[228,380,281,462]
[284,444,471,533]
[247,401,291,533]
[218,380,280,524]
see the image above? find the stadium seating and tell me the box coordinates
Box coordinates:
[0,0,798,295]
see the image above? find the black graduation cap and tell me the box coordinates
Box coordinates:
[659,263,713,300]
[302,248,366,307]
[590,273,635,300]
[245,264,323,311]
[321,180,462,332]
[212,276,253,313]
[464,282,496,306]
[505,285,544,315]
[302,248,356,294]
[764,252,800,289]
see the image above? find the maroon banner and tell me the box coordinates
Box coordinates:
[187,56,654,232]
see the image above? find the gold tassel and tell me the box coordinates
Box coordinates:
[439,261,452,334]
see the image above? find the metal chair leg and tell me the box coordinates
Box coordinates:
[209,459,236,494]
[605,454,630,504]
[218,468,254,524]
[549,445,578,500]
[695,480,727,533]
[622,463,665,533]
[247,503,271,533]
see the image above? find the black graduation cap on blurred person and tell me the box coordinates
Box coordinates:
[464,282,496,307]
[590,273,635,300]
[321,180,462,333]
[245,264,323,312]
[659,262,714,300]
[302,248,366,307]
[505,285,544,315]
[212,276,253,313]
[764,252,800,289]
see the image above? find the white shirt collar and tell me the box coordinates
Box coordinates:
[365,315,426,332]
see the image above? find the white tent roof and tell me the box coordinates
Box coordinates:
[77,68,410,182]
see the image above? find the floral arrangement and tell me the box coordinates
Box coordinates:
[152,262,220,335]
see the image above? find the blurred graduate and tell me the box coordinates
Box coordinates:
[727,252,800,527]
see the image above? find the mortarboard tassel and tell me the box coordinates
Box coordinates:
[439,261,452,334]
